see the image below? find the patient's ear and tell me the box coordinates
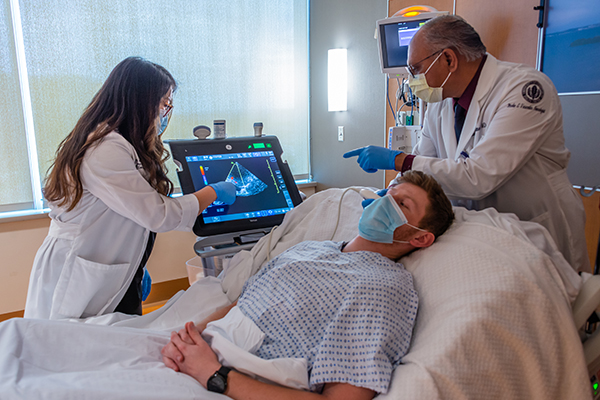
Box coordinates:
[410,232,435,248]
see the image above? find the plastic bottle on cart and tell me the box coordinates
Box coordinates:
[213,120,226,138]
[253,122,263,137]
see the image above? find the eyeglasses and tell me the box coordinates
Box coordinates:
[161,100,173,117]
[406,49,444,78]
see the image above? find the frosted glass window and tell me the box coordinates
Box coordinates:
[0,0,33,211]
[18,0,309,191]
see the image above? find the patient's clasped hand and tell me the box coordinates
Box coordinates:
[161,171,455,400]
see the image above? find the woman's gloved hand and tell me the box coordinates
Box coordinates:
[361,188,389,208]
[343,146,403,173]
[141,268,152,301]
[208,181,237,205]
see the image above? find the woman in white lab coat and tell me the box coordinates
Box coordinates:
[24,57,236,320]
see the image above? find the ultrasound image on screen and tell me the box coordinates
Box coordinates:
[226,162,268,197]
[186,151,294,224]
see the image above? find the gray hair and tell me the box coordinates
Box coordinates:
[418,15,486,62]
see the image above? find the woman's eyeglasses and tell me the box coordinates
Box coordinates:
[162,100,173,117]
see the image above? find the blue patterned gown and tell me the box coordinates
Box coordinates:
[237,240,418,393]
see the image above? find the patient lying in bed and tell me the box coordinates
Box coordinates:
[161,171,454,399]
[0,170,590,399]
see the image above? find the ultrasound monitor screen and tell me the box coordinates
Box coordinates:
[186,150,294,224]
[168,136,302,237]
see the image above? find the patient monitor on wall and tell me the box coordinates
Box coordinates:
[375,6,448,78]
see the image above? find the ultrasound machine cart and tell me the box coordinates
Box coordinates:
[167,136,303,276]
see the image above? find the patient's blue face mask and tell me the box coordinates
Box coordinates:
[358,194,427,244]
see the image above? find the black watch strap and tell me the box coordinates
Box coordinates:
[206,366,232,394]
[218,366,231,379]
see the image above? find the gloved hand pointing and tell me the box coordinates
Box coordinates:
[208,181,237,205]
[343,146,403,173]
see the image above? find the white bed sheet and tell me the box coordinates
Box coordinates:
[0,286,308,399]
[382,210,589,399]
[0,188,591,399]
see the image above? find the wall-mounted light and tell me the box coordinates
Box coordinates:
[393,5,438,18]
[328,48,347,112]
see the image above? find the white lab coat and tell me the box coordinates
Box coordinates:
[406,54,589,272]
[24,132,199,320]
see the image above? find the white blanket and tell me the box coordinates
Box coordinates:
[0,294,308,399]
[0,188,591,399]
[382,210,589,399]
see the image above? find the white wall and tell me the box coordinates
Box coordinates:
[0,217,49,314]
[310,0,388,190]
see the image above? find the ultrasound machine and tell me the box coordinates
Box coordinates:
[167,136,303,275]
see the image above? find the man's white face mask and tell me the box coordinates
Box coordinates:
[407,50,452,103]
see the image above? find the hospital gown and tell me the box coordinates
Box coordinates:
[237,241,418,394]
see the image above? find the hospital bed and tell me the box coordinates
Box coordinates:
[0,187,593,399]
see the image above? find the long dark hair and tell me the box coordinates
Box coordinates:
[44,57,176,211]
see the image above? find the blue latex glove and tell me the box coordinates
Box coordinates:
[361,189,389,208]
[343,146,403,173]
[141,267,152,301]
[209,181,237,205]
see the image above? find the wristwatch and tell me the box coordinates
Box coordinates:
[206,366,231,394]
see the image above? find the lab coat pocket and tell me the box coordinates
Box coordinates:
[56,256,130,319]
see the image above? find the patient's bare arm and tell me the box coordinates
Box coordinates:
[195,300,237,332]
[162,301,237,371]
[162,322,376,400]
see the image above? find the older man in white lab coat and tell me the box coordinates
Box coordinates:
[344,15,589,273]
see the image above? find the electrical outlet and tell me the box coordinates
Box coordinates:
[338,126,344,141]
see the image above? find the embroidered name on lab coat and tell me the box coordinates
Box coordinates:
[507,102,546,114]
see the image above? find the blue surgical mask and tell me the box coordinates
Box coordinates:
[407,51,451,103]
[358,194,427,244]
[158,114,169,135]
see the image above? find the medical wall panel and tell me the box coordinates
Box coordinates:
[559,95,600,189]
[541,0,600,94]
[540,0,600,189]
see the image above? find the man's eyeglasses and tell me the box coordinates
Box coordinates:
[406,49,444,78]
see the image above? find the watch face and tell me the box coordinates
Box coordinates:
[207,373,226,393]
